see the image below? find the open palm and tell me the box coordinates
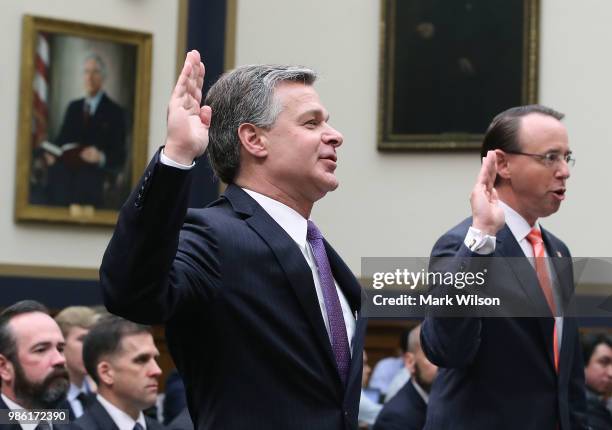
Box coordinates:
[165,50,212,165]
[471,151,505,235]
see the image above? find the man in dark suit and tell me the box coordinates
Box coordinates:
[100,50,365,429]
[73,315,163,430]
[0,301,71,429]
[374,324,437,430]
[421,105,587,429]
[46,53,126,208]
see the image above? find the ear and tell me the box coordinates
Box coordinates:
[494,149,511,180]
[0,354,14,384]
[403,352,416,374]
[237,123,268,159]
[97,361,114,386]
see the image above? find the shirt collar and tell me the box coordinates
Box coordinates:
[67,383,87,401]
[85,91,104,115]
[97,394,146,430]
[499,200,540,243]
[410,379,429,404]
[241,188,308,250]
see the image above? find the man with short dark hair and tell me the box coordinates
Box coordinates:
[101,51,366,429]
[421,105,588,429]
[374,324,437,430]
[582,333,612,430]
[73,315,163,430]
[0,300,70,429]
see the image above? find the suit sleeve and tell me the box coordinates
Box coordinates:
[421,228,484,368]
[100,150,221,324]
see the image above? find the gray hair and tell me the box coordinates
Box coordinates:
[205,64,318,183]
[83,53,107,79]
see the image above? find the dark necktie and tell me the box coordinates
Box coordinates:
[83,101,91,126]
[306,220,351,384]
[133,422,144,430]
[76,391,91,409]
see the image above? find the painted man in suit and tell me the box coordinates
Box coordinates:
[100,50,365,429]
[373,324,437,430]
[73,315,163,430]
[0,300,70,429]
[46,53,126,208]
[421,105,587,429]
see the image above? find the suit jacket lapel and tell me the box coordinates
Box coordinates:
[541,226,573,311]
[496,225,551,313]
[0,397,21,430]
[325,241,362,313]
[224,185,341,386]
[88,400,120,430]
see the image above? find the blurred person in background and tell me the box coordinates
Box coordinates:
[374,324,438,430]
[582,332,612,430]
[74,315,164,430]
[55,306,99,418]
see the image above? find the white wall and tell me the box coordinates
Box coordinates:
[0,0,178,268]
[3,0,611,274]
[236,0,612,274]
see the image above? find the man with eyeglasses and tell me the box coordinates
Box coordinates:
[422,105,588,429]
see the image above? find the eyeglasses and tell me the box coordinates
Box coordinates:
[505,151,576,168]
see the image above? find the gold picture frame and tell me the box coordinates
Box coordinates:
[378,0,539,150]
[15,15,152,225]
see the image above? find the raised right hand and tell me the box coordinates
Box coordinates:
[470,150,505,235]
[164,50,212,165]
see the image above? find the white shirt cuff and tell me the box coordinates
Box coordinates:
[160,149,195,170]
[464,227,496,254]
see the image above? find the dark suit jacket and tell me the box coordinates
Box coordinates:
[585,387,612,430]
[163,370,187,425]
[100,152,367,430]
[421,217,587,430]
[47,93,126,207]
[72,398,164,430]
[167,408,194,430]
[373,380,427,430]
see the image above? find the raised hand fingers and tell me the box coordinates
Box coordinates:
[476,151,498,191]
[173,51,204,97]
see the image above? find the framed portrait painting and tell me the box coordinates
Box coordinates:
[14,15,152,225]
[378,0,539,150]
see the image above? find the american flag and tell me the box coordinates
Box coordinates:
[32,32,50,150]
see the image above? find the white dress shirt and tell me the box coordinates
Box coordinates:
[97,394,147,430]
[66,383,88,418]
[384,367,411,403]
[242,188,356,351]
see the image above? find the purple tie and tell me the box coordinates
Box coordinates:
[307,220,351,384]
